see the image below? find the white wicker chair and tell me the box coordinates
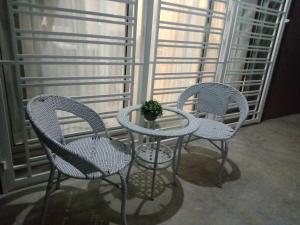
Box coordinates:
[177,83,249,187]
[26,95,131,225]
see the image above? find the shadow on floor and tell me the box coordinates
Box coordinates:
[178,146,241,187]
[0,169,184,225]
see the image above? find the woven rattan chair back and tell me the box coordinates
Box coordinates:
[26,95,109,169]
[26,95,129,225]
[177,82,249,131]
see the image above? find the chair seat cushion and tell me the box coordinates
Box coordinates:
[193,118,234,140]
[53,137,131,179]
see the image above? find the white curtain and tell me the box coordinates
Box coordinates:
[152,0,226,105]
[18,0,128,137]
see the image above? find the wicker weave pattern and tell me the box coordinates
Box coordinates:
[193,118,234,140]
[53,137,130,179]
[26,95,129,178]
[177,82,249,186]
[177,82,249,136]
[27,95,131,225]
[117,104,199,199]
[29,95,108,140]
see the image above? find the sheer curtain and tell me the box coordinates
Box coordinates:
[16,0,128,139]
[152,0,226,106]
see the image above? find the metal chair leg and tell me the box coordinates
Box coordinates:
[172,137,181,184]
[126,157,134,184]
[217,140,228,187]
[126,131,135,183]
[175,137,184,175]
[41,166,55,225]
[151,138,160,200]
[55,170,61,190]
[184,134,192,149]
[119,173,128,225]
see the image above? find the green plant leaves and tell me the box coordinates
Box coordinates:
[141,100,163,117]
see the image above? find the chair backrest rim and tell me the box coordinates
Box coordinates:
[177,82,249,133]
[27,94,108,139]
[26,94,109,175]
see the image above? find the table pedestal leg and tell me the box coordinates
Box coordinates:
[150,137,160,200]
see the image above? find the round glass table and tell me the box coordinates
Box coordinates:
[117,105,199,199]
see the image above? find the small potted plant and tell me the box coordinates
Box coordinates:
[141,100,163,121]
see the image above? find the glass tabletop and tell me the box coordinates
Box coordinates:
[117,105,199,137]
[129,107,189,132]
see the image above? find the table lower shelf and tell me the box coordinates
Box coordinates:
[135,142,174,170]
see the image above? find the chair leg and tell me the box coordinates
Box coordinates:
[151,138,160,200]
[126,157,134,183]
[217,140,228,187]
[119,173,128,225]
[172,137,181,184]
[126,131,135,183]
[41,166,55,225]
[184,134,192,149]
[175,137,184,175]
[55,170,61,190]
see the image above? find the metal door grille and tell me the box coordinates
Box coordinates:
[151,0,229,112]
[6,0,138,190]
[150,0,291,126]
[220,0,291,124]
